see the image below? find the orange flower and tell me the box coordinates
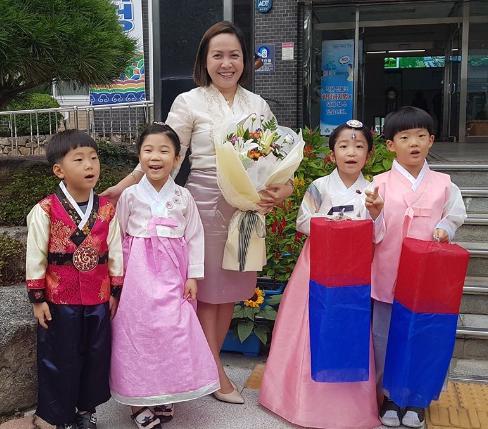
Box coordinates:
[248,148,263,160]
[304,144,315,158]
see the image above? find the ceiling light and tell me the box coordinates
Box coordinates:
[367,51,387,54]
[388,49,426,54]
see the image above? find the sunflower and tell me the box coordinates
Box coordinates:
[243,288,265,308]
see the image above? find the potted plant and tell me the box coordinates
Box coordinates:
[221,287,282,356]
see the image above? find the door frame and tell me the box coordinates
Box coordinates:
[309,1,485,142]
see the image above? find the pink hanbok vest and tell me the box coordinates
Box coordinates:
[372,168,451,303]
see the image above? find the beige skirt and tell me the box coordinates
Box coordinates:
[186,168,257,304]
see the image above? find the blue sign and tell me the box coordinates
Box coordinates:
[256,0,272,13]
[320,39,355,135]
[256,45,274,73]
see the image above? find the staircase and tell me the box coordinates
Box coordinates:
[431,163,488,381]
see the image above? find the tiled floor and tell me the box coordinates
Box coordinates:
[429,142,488,162]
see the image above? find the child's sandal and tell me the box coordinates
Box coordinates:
[131,407,162,429]
[153,404,174,422]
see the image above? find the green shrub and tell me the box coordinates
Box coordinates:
[97,140,138,168]
[0,93,62,137]
[0,234,25,286]
[0,163,132,226]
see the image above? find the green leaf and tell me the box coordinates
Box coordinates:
[243,306,257,320]
[258,305,277,320]
[262,117,277,131]
[371,164,384,173]
[382,159,392,170]
[232,305,244,318]
[254,324,269,345]
[237,320,254,342]
[266,294,282,306]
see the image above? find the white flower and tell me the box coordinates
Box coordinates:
[233,137,258,158]
[259,129,276,155]
[284,134,293,144]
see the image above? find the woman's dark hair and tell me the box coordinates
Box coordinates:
[328,122,373,152]
[46,130,98,166]
[193,21,251,87]
[383,106,434,140]
[136,123,181,156]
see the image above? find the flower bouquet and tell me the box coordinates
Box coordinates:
[214,114,305,272]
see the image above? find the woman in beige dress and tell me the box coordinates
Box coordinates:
[102,21,293,403]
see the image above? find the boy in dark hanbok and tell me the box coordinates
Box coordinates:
[26,130,123,429]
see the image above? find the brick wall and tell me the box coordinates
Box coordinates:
[254,0,298,129]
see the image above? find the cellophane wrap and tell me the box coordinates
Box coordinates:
[214,114,304,271]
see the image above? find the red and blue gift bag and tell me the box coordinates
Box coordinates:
[384,237,469,407]
[309,218,373,382]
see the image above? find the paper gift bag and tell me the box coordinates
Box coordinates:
[309,218,373,382]
[384,238,469,407]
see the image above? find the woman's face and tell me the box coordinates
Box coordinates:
[206,33,244,93]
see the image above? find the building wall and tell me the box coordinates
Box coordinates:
[254,0,298,129]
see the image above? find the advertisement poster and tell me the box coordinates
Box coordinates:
[90,0,146,105]
[320,40,354,135]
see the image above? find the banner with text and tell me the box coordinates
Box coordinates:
[320,40,354,135]
[90,0,146,105]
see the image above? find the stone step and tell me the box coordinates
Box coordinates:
[457,241,488,278]
[431,163,488,187]
[456,214,488,242]
[461,187,488,214]
[460,276,488,315]
[449,357,488,382]
[454,313,488,360]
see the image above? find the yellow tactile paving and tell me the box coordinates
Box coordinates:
[427,381,488,429]
[245,363,265,389]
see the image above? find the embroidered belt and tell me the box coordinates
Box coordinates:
[48,251,108,271]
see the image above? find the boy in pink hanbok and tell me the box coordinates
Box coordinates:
[110,123,219,429]
[259,120,380,429]
[366,107,466,428]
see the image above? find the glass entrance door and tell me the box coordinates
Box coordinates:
[442,26,462,141]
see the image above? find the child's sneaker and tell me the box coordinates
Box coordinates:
[379,396,402,427]
[131,407,162,429]
[153,404,174,423]
[76,410,97,429]
[402,407,425,428]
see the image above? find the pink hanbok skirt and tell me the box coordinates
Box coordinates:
[259,240,380,428]
[110,235,220,406]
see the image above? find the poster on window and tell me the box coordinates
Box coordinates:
[320,40,354,135]
[90,0,146,105]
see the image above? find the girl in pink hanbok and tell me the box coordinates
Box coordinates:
[259,121,381,429]
[110,123,219,429]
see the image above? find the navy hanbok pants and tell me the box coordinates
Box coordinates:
[36,302,111,425]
